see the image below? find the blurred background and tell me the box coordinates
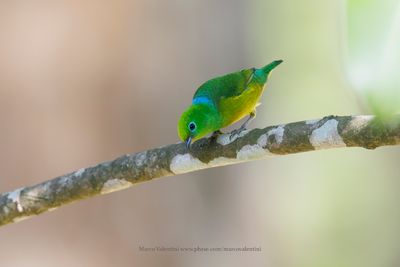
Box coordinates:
[0,0,399,266]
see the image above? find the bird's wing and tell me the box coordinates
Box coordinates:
[193,68,255,105]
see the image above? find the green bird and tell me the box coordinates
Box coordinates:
[178,60,283,149]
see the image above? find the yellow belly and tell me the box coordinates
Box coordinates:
[218,82,264,127]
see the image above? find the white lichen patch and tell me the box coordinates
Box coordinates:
[216,129,250,146]
[257,134,268,147]
[214,131,274,164]
[267,126,285,144]
[3,206,10,214]
[306,119,320,125]
[216,126,284,147]
[170,154,208,174]
[135,151,147,166]
[75,168,85,177]
[58,176,70,185]
[236,133,274,160]
[25,183,51,202]
[237,144,269,160]
[310,119,346,149]
[101,179,132,194]
[343,115,372,133]
[256,126,284,149]
[7,188,23,212]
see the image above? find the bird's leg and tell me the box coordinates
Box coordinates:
[230,110,256,139]
[240,110,256,130]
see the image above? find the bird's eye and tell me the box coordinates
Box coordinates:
[188,122,196,132]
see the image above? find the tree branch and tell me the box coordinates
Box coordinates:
[1,115,399,227]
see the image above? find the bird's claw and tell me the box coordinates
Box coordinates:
[229,127,246,141]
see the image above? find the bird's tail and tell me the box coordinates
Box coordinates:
[254,60,283,84]
[261,60,283,75]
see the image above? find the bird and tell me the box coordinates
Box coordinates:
[178,60,283,149]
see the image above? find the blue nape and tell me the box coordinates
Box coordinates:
[192,96,214,106]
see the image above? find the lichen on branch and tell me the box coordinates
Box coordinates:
[0,114,399,227]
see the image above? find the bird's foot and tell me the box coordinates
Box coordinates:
[229,112,255,141]
[229,127,247,141]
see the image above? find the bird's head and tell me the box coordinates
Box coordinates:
[177,104,216,149]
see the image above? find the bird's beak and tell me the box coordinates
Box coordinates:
[185,136,192,150]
